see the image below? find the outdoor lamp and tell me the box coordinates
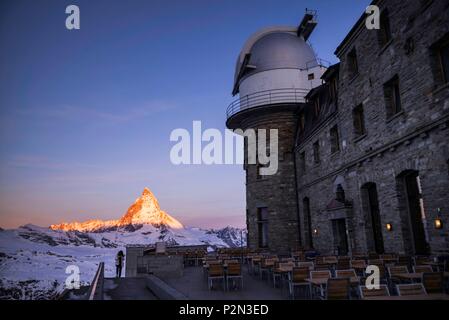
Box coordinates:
[386,223,393,231]
[435,208,443,229]
[313,228,318,235]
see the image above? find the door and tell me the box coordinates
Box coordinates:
[332,219,349,255]
[366,183,385,254]
[404,172,429,255]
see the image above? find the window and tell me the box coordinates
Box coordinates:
[378,9,392,47]
[384,75,402,118]
[352,104,366,137]
[329,78,338,102]
[313,97,321,120]
[308,73,315,80]
[431,33,449,85]
[330,125,340,154]
[257,207,269,248]
[347,48,358,77]
[299,151,306,173]
[439,40,449,83]
[303,197,313,249]
[256,163,268,180]
[313,141,320,164]
[298,112,305,134]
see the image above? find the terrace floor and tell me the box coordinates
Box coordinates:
[104,277,157,300]
[163,266,288,300]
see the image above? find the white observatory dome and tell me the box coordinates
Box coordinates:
[235,32,317,84]
[230,27,325,113]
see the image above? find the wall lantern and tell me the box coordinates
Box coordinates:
[386,223,393,232]
[313,228,318,235]
[435,208,443,229]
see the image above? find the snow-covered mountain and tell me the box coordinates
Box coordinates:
[0,188,247,299]
[50,187,184,231]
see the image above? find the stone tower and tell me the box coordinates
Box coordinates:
[226,11,326,253]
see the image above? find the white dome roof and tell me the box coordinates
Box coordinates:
[233,28,318,95]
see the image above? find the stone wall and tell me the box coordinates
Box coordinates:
[240,107,302,254]
[295,0,449,255]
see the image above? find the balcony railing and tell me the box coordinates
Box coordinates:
[87,262,104,300]
[226,88,310,119]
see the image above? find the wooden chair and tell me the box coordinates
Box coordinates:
[350,259,367,276]
[359,285,390,299]
[324,256,338,264]
[396,283,427,296]
[260,258,277,280]
[413,256,432,266]
[368,252,379,260]
[351,253,367,261]
[272,262,294,288]
[380,254,395,259]
[336,269,358,279]
[422,272,444,294]
[310,270,331,280]
[336,269,359,297]
[291,251,305,261]
[288,267,311,299]
[388,265,409,278]
[413,265,433,273]
[226,263,243,291]
[336,257,351,270]
[297,261,314,270]
[387,265,409,293]
[397,255,412,269]
[326,278,350,300]
[380,254,398,267]
[310,270,331,299]
[207,264,225,291]
[368,259,384,267]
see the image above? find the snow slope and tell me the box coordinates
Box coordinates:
[0,188,247,299]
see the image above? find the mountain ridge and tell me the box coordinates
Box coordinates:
[50,187,184,232]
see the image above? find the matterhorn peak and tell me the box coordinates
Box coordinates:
[50,187,183,232]
[118,187,183,228]
[142,187,153,196]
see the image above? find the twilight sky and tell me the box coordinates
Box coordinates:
[0,0,369,229]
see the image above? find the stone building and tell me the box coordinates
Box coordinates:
[226,0,449,255]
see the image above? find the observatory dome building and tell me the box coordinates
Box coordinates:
[226,2,449,256]
[226,11,325,253]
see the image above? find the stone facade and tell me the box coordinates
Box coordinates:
[228,0,449,255]
[228,106,302,254]
[295,0,449,255]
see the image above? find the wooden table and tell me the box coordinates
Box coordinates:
[364,293,449,300]
[305,277,360,286]
[396,272,449,281]
[305,277,360,299]
[274,267,294,273]
[422,261,444,271]
[272,267,294,289]
[396,272,423,281]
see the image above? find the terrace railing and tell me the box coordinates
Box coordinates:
[87,262,105,300]
[226,88,310,119]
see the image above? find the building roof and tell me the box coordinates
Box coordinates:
[233,29,318,95]
[334,0,380,56]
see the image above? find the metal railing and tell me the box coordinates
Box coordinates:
[226,88,310,119]
[86,262,104,300]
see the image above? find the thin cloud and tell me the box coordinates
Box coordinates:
[13,99,179,125]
